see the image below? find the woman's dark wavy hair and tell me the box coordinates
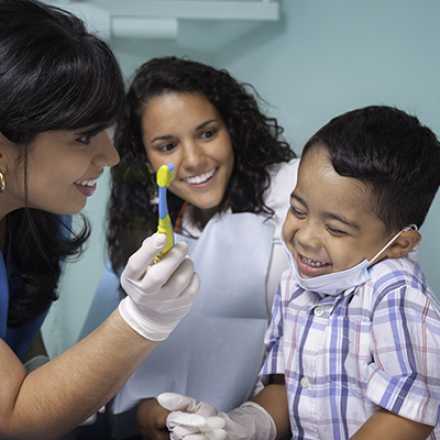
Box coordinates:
[0,0,125,326]
[108,56,296,273]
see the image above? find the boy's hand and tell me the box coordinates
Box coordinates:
[136,398,170,440]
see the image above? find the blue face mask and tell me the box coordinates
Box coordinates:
[284,224,417,296]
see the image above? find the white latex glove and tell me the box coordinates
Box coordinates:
[158,393,224,440]
[119,233,199,341]
[158,393,277,440]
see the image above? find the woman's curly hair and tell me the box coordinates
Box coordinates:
[108,56,296,273]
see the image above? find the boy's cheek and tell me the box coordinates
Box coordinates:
[282,212,295,243]
[281,218,289,243]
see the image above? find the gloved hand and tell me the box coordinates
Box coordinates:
[119,233,199,341]
[157,393,277,440]
[157,393,224,440]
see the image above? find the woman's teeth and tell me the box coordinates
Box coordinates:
[183,168,216,185]
[300,254,329,268]
[76,179,97,187]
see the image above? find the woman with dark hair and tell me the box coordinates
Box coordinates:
[0,3,198,439]
[81,56,299,439]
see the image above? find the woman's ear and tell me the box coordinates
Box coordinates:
[0,132,16,168]
[385,229,421,259]
[0,132,8,151]
[0,133,8,166]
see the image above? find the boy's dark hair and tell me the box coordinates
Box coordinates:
[303,106,440,232]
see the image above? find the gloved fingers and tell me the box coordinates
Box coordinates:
[179,271,200,303]
[170,425,201,439]
[166,413,225,440]
[167,411,206,428]
[183,435,208,440]
[136,242,189,292]
[158,393,217,418]
[160,272,199,310]
[122,233,166,281]
[205,430,227,440]
[149,272,199,313]
[173,430,226,440]
[204,417,225,430]
[193,401,218,418]
[158,392,199,412]
[160,258,196,297]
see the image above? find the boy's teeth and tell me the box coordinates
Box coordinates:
[302,255,328,268]
[184,169,215,185]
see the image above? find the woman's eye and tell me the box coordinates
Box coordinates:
[200,128,217,140]
[326,226,347,236]
[75,134,92,146]
[157,142,176,153]
[290,205,306,219]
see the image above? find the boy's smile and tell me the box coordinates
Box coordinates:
[295,252,332,277]
[282,143,391,278]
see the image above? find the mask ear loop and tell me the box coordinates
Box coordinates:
[369,224,418,265]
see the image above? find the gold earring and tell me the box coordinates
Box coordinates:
[0,170,6,192]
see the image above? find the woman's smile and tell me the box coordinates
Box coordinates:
[180,167,218,188]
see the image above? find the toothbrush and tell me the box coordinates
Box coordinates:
[154,163,176,263]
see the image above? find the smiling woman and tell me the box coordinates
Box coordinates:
[0,2,199,439]
[0,0,124,328]
[142,92,235,212]
[2,130,117,217]
[79,56,299,439]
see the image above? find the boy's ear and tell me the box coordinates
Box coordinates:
[385,229,421,259]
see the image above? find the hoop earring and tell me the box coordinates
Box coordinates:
[0,170,6,192]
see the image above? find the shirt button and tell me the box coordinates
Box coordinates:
[314,306,327,317]
[300,377,310,388]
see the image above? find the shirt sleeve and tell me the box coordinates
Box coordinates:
[365,284,440,426]
[260,284,286,381]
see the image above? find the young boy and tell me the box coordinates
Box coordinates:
[158,106,440,440]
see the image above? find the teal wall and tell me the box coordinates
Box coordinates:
[211,0,440,294]
[43,0,440,354]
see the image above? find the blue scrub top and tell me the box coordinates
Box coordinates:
[0,216,70,360]
[0,251,47,360]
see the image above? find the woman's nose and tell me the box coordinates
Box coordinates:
[93,131,120,168]
[181,141,205,170]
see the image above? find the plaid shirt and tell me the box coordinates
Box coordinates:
[261,256,440,439]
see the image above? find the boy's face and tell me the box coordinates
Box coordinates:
[282,144,390,278]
